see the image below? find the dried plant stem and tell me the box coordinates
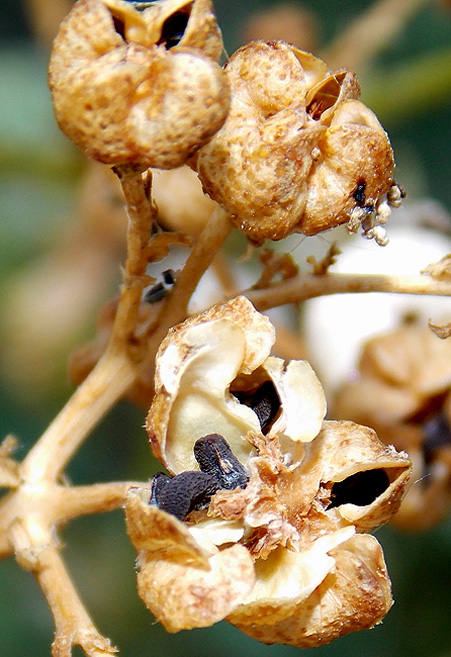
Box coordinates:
[247,272,451,311]
[21,351,137,485]
[142,205,232,349]
[54,481,142,523]
[20,167,156,485]
[109,166,157,355]
[212,250,240,298]
[36,547,117,657]
[0,166,159,657]
[322,0,426,71]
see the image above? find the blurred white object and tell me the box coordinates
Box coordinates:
[301,200,451,393]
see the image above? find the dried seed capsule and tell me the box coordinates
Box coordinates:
[193,40,396,244]
[49,0,230,169]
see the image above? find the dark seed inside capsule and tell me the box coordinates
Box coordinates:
[149,471,171,506]
[144,282,167,304]
[423,412,451,465]
[353,180,367,205]
[149,435,248,520]
[327,469,390,508]
[155,470,218,521]
[232,380,280,433]
[157,10,191,49]
[162,269,176,285]
[194,434,249,490]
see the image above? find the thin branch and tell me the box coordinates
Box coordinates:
[321,0,426,72]
[21,350,136,484]
[54,481,144,523]
[20,167,157,484]
[141,206,232,349]
[246,272,451,311]
[109,166,157,356]
[34,546,117,657]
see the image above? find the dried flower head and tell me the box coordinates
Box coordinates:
[193,40,399,245]
[49,0,230,169]
[126,297,411,646]
[334,323,451,530]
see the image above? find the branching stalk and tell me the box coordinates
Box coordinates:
[246,271,451,311]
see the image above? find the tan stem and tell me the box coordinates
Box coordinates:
[142,205,232,349]
[54,481,143,523]
[322,0,427,71]
[21,342,137,485]
[34,546,117,657]
[246,272,451,311]
[110,166,157,355]
[20,167,157,484]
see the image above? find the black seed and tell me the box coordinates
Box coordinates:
[232,380,280,433]
[112,15,126,39]
[144,282,167,304]
[194,434,249,490]
[162,269,176,285]
[157,8,192,49]
[328,469,390,508]
[353,180,366,205]
[423,412,451,465]
[156,470,218,521]
[149,471,171,506]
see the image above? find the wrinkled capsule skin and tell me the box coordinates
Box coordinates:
[49,0,230,169]
[193,40,396,244]
[126,297,412,646]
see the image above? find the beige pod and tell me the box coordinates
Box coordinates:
[49,0,230,169]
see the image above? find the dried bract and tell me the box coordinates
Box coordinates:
[49,0,230,169]
[126,298,411,646]
[335,324,451,530]
[193,41,397,244]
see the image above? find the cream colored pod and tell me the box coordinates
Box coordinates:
[335,324,451,531]
[193,40,398,244]
[125,297,411,647]
[48,0,230,169]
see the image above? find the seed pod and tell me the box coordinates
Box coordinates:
[146,296,327,474]
[126,298,411,646]
[49,0,230,169]
[334,324,451,530]
[193,40,396,244]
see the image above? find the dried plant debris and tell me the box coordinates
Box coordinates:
[253,250,299,289]
[422,254,451,281]
[126,297,411,646]
[429,320,451,339]
[306,241,342,275]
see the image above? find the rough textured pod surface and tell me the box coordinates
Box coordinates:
[125,298,412,646]
[193,40,396,244]
[49,0,230,168]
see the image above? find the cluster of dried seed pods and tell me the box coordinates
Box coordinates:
[49,0,401,244]
[126,297,412,646]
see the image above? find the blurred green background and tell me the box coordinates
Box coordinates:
[1,1,451,656]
